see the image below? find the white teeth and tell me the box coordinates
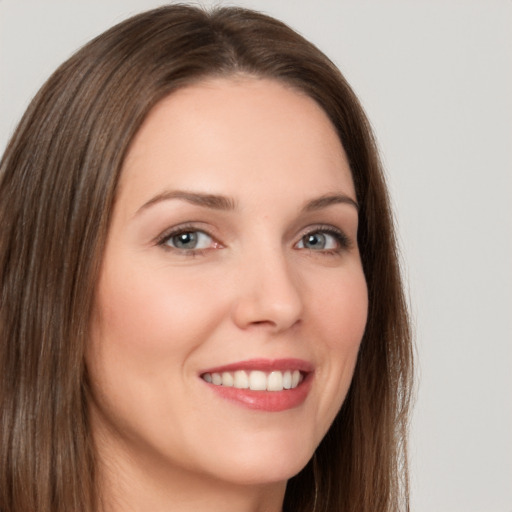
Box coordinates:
[249,370,267,391]
[221,372,233,387]
[283,370,292,389]
[267,371,283,391]
[234,370,249,389]
[202,369,305,391]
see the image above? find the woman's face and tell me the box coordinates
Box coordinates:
[87,78,368,488]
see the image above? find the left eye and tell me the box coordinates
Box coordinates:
[162,230,214,250]
[296,231,340,251]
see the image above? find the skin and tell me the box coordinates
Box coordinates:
[87,77,368,512]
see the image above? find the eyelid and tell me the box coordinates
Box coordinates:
[155,223,221,253]
[295,224,353,251]
[153,222,353,256]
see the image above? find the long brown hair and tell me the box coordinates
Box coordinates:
[0,5,413,511]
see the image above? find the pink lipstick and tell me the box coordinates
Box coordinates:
[200,358,313,412]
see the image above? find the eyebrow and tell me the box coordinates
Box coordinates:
[137,190,237,214]
[136,190,358,215]
[302,193,359,212]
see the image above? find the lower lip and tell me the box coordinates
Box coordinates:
[203,375,312,412]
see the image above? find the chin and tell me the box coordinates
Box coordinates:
[196,430,316,487]
[212,458,309,487]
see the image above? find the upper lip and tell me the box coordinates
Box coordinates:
[200,358,314,375]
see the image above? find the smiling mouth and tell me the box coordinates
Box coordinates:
[201,369,304,392]
[200,359,313,411]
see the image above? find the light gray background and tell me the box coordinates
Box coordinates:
[1,1,511,511]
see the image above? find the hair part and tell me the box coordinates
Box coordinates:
[0,5,413,511]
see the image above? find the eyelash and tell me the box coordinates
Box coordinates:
[299,225,352,255]
[156,223,217,257]
[156,224,352,257]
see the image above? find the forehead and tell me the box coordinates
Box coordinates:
[119,77,355,210]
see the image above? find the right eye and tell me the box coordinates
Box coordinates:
[159,229,217,252]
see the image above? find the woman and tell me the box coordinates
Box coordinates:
[0,5,413,512]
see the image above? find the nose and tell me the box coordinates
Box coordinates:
[230,246,303,333]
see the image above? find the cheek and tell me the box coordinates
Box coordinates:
[307,264,368,419]
[92,259,226,363]
[313,264,368,351]
[86,257,230,449]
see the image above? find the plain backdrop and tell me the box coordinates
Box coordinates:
[1,1,511,511]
